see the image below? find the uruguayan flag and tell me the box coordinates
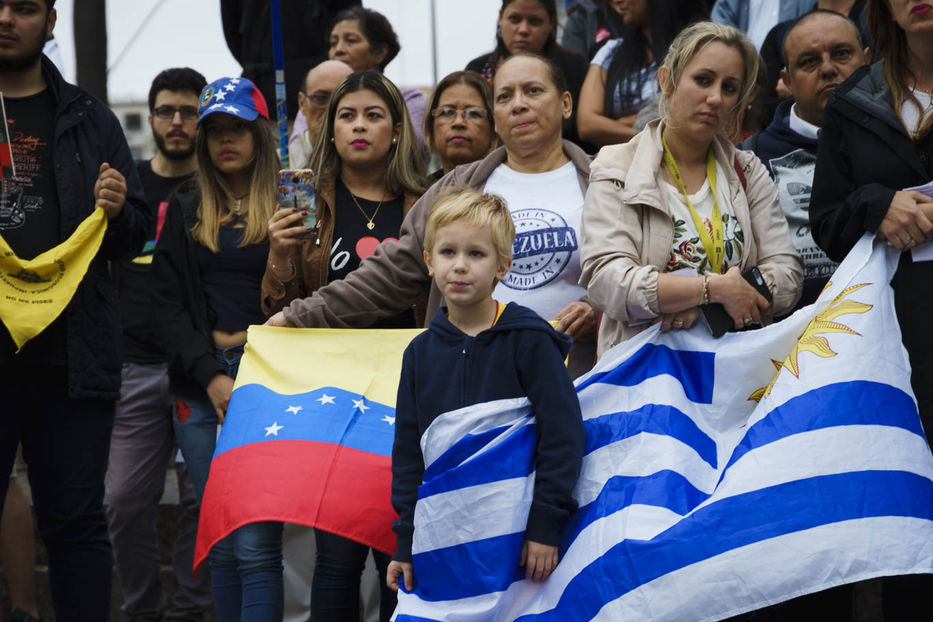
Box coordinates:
[393,235,933,622]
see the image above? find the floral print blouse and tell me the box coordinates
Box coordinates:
[664,176,744,275]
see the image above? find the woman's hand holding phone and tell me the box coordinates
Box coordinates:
[268,208,312,253]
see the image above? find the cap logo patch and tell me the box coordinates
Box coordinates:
[199,86,215,108]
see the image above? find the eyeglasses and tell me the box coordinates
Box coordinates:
[302,90,332,108]
[430,106,489,123]
[153,106,199,121]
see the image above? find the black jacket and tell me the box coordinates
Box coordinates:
[810,60,933,434]
[151,181,219,398]
[0,56,149,400]
[391,303,584,561]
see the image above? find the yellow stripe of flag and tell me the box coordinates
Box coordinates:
[238,325,424,407]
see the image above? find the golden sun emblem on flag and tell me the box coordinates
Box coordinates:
[748,283,873,402]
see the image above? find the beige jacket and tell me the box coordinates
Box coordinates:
[579,121,803,357]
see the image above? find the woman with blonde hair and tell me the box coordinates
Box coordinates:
[152,77,283,618]
[580,21,802,356]
[263,69,426,621]
[810,0,933,615]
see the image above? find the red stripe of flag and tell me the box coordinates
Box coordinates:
[194,439,396,572]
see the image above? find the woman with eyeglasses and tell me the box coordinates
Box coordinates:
[151,77,283,619]
[262,70,426,622]
[424,71,497,180]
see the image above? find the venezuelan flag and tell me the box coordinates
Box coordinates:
[193,325,422,570]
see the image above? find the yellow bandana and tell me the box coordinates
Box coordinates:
[0,207,108,351]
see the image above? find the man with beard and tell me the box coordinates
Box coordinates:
[107,67,212,622]
[0,1,149,620]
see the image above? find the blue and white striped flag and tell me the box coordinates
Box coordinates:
[393,235,933,621]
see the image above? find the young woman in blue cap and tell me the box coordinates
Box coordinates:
[151,76,283,620]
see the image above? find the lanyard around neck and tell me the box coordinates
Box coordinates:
[661,132,724,274]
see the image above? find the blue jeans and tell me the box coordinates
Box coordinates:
[173,345,284,620]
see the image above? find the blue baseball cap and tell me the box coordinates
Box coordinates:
[197,77,269,125]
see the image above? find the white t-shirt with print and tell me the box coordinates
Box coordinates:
[483,161,586,321]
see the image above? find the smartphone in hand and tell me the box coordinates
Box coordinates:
[700,267,773,337]
[277,169,316,239]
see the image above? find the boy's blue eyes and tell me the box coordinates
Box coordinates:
[438,248,485,257]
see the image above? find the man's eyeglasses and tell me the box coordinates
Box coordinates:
[153,106,199,121]
[430,106,489,123]
[302,91,332,108]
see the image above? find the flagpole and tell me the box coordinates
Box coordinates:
[430,0,438,86]
[270,0,289,167]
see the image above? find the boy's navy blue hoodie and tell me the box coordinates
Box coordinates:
[391,302,585,562]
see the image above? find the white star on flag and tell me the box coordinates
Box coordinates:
[285,405,302,415]
[209,103,224,110]
[230,78,240,84]
[382,415,395,426]
[225,105,239,113]
[352,399,370,412]
[317,393,335,405]
[224,83,236,92]
[264,421,284,437]
[214,90,227,101]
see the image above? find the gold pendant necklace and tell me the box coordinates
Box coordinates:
[349,191,383,230]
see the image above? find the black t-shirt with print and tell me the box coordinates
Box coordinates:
[116,161,193,363]
[0,88,66,364]
[329,180,414,328]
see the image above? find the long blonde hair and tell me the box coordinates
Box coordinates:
[309,70,426,196]
[191,117,280,251]
[657,21,759,140]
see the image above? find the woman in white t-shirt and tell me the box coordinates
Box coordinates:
[580,21,802,357]
[270,53,599,376]
[576,0,708,148]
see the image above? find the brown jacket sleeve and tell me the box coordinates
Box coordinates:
[282,182,443,328]
[261,244,312,317]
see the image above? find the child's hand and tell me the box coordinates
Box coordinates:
[520,540,558,582]
[387,560,415,592]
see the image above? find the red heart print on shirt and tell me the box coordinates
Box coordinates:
[356,236,398,259]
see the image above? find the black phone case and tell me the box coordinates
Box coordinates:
[700,267,773,338]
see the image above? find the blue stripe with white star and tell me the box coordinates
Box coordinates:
[212,384,396,460]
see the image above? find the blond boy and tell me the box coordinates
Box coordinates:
[386,188,584,592]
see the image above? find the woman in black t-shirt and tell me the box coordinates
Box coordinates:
[151,77,282,619]
[262,70,426,622]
